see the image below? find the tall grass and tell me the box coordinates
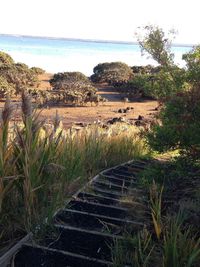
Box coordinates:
[163,213,200,267]
[0,94,148,249]
[149,181,163,240]
[112,228,155,267]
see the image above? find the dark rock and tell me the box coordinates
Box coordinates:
[118,107,134,114]
[137,115,144,120]
[107,117,128,124]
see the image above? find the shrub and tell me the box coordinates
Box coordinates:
[91,62,133,84]
[0,52,39,96]
[0,51,15,66]
[147,88,200,158]
[50,71,90,88]
[0,76,15,97]
[50,71,97,105]
[138,67,185,100]
[131,65,162,75]
[118,65,186,100]
[31,67,45,75]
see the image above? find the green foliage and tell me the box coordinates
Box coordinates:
[112,158,200,267]
[50,71,97,105]
[150,182,163,240]
[120,65,186,100]
[0,52,39,96]
[163,214,200,267]
[112,229,155,267]
[91,61,133,84]
[131,65,162,75]
[30,67,45,75]
[136,25,175,67]
[140,67,185,99]
[50,71,90,87]
[134,26,187,100]
[183,45,200,86]
[147,88,200,158]
[0,51,14,66]
[135,26,200,159]
[0,76,15,97]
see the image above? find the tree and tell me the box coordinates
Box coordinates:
[139,26,200,158]
[91,62,133,84]
[136,25,175,68]
[135,25,185,100]
[183,45,200,86]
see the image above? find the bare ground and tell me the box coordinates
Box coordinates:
[0,73,158,128]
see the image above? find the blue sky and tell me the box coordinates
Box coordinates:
[0,0,199,44]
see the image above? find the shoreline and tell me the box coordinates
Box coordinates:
[0,33,195,48]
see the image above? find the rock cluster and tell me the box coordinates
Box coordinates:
[117,107,134,113]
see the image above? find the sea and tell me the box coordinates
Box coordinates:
[0,34,193,76]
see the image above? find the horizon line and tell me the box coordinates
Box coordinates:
[0,33,196,48]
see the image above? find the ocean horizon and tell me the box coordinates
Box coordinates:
[0,34,193,75]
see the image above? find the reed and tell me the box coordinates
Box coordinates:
[163,213,200,267]
[0,95,147,248]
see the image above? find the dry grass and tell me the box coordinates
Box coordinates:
[0,95,148,250]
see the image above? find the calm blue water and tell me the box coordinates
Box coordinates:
[0,35,192,75]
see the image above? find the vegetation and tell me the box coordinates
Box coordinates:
[111,25,200,267]
[0,94,147,250]
[49,71,102,105]
[1,27,200,267]
[137,28,200,159]
[112,159,200,267]
[117,26,188,100]
[0,51,15,66]
[0,52,39,96]
[91,61,133,84]
[147,88,200,158]
[30,67,45,75]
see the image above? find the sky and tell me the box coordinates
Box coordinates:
[0,0,199,44]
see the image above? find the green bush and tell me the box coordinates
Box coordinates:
[50,71,90,88]
[0,51,15,66]
[91,62,133,84]
[0,52,40,96]
[140,67,185,100]
[131,65,162,75]
[30,67,45,75]
[147,88,200,158]
[50,71,97,105]
[120,66,186,100]
[0,76,15,97]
